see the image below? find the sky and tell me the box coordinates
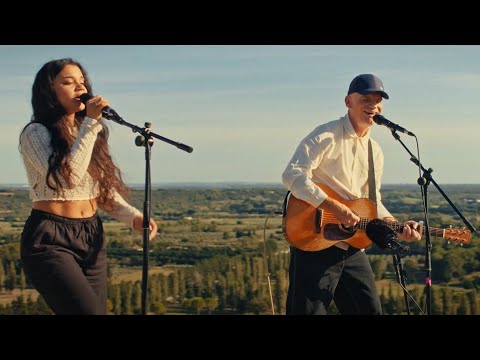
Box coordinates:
[0,45,478,186]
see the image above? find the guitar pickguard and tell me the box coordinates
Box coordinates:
[324,224,356,241]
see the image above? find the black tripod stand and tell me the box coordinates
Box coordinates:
[389,130,476,315]
[392,253,411,315]
[103,110,193,315]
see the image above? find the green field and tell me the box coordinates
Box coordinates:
[1,184,479,315]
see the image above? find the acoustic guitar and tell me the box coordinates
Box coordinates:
[282,183,471,252]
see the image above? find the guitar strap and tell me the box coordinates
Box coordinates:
[368,139,377,205]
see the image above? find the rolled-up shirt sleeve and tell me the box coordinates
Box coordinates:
[282,135,331,208]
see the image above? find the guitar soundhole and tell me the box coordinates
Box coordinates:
[324,224,357,241]
[340,224,356,233]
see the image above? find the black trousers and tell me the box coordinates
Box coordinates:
[20,209,107,315]
[286,245,382,315]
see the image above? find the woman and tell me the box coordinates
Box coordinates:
[18,58,158,315]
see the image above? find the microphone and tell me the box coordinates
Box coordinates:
[366,219,410,257]
[373,115,415,136]
[79,93,123,122]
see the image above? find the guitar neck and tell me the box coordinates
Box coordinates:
[359,218,444,238]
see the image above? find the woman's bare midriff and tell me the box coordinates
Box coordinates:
[33,199,97,218]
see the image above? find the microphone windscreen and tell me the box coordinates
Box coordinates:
[366,219,395,249]
[79,93,93,104]
[373,114,385,126]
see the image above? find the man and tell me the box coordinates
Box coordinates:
[282,74,421,315]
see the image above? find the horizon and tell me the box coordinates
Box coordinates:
[1,181,479,188]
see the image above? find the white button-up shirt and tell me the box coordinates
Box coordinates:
[282,113,392,220]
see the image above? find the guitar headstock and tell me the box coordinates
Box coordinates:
[444,227,471,245]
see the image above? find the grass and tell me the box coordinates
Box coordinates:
[109,265,178,285]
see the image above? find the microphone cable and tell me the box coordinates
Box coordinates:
[262,210,283,315]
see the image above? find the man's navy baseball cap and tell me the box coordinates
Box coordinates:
[347,74,389,99]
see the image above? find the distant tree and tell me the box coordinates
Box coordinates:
[468,289,478,315]
[203,273,215,298]
[195,270,206,297]
[112,286,122,315]
[431,286,443,315]
[132,282,142,314]
[123,282,133,315]
[263,239,278,256]
[463,279,475,289]
[245,297,270,315]
[0,303,10,315]
[380,288,387,312]
[150,301,166,315]
[26,295,35,315]
[106,298,114,313]
[384,283,395,315]
[107,263,113,282]
[433,250,464,282]
[11,295,27,315]
[19,269,26,292]
[0,262,4,291]
[274,268,287,315]
[204,297,218,314]
[254,257,265,286]
[395,292,405,315]
[457,292,470,315]
[225,271,237,310]
[234,271,246,307]
[370,256,388,280]
[189,297,205,315]
[411,287,424,315]
[215,277,226,310]
[178,270,186,302]
[150,275,160,304]
[442,287,454,315]
[5,261,16,290]
[160,274,169,302]
[170,272,179,302]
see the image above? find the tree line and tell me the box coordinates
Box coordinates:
[2,247,479,315]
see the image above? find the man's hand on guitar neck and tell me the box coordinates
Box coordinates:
[383,217,422,242]
[319,197,360,228]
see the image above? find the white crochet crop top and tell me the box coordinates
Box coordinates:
[19,117,142,228]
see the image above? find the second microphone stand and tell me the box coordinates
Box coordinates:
[389,130,475,315]
[106,109,193,315]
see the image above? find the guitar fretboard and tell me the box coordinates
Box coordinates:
[359,217,444,238]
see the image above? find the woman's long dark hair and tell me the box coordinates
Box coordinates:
[20,58,128,210]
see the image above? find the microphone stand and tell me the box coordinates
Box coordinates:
[389,130,475,315]
[106,111,193,315]
[392,253,410,315]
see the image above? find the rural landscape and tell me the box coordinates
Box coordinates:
[0,183,479,315]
